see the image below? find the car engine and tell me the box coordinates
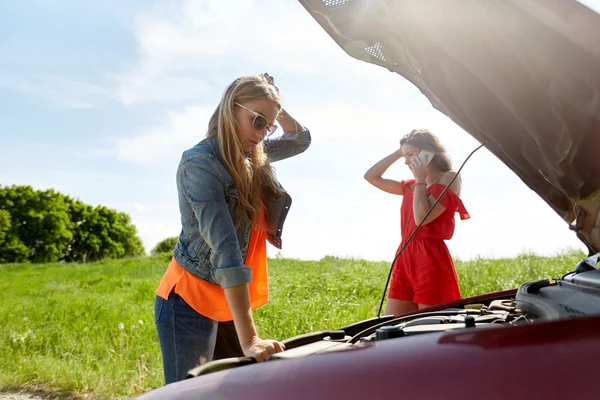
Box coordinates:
[188,255,600,377]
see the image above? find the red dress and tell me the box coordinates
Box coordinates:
[388,179,470,305]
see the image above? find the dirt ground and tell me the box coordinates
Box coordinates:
[0,393,45,400]
[0,391,87,400]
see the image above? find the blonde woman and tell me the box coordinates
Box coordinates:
[154,74,310,384]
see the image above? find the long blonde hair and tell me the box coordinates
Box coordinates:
[206,75,282,225]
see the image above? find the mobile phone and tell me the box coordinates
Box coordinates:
[417,150,434,165]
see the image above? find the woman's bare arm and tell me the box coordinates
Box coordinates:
[364,149,405,195]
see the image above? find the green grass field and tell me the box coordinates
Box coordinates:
[0,249,585,399]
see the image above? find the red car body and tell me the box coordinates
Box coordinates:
[137,287,600,399]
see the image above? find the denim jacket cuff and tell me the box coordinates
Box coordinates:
[213,265,252,288]
[282,127,309,136]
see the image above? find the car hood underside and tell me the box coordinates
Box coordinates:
[299,0,600,252]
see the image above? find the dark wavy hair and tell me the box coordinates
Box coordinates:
[400,129,452,172]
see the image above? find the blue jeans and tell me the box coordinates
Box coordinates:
[154,292,244,384]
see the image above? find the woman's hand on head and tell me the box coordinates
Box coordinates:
[262,72,279,93]
[243,336,286,362]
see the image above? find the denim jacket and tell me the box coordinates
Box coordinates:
[173,128,311,288]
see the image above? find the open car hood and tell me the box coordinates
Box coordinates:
[299,0,600,253]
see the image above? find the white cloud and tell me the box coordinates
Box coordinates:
[113,0,368,105]
[105,201,181,253]
[133,203,147,213]
[135,218,181,252]
[0,74,111,109]
[114,105,214,166]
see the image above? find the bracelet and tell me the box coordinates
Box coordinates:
[414,181,426,186]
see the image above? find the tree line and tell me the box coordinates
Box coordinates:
[0,185,145,263]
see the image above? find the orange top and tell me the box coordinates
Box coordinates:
[155,226,268,322]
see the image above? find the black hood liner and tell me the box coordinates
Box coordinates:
[299,0,600,252]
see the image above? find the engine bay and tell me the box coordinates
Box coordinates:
[266,298,525,360]
[188,254,600,378]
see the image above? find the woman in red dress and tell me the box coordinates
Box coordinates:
[364,129,470,316]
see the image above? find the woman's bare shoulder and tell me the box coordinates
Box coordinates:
[438,171,461,195]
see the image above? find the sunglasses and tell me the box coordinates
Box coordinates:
[235,102,278,137]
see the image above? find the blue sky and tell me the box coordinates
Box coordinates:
[2,0,598,261]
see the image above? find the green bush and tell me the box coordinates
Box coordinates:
[63,199,145,262]
[0,185,73,262]
[0,185,145,263]
[151,236,178,255]
[0,209,29,263]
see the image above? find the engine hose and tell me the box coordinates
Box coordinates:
[351,309,481,344]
